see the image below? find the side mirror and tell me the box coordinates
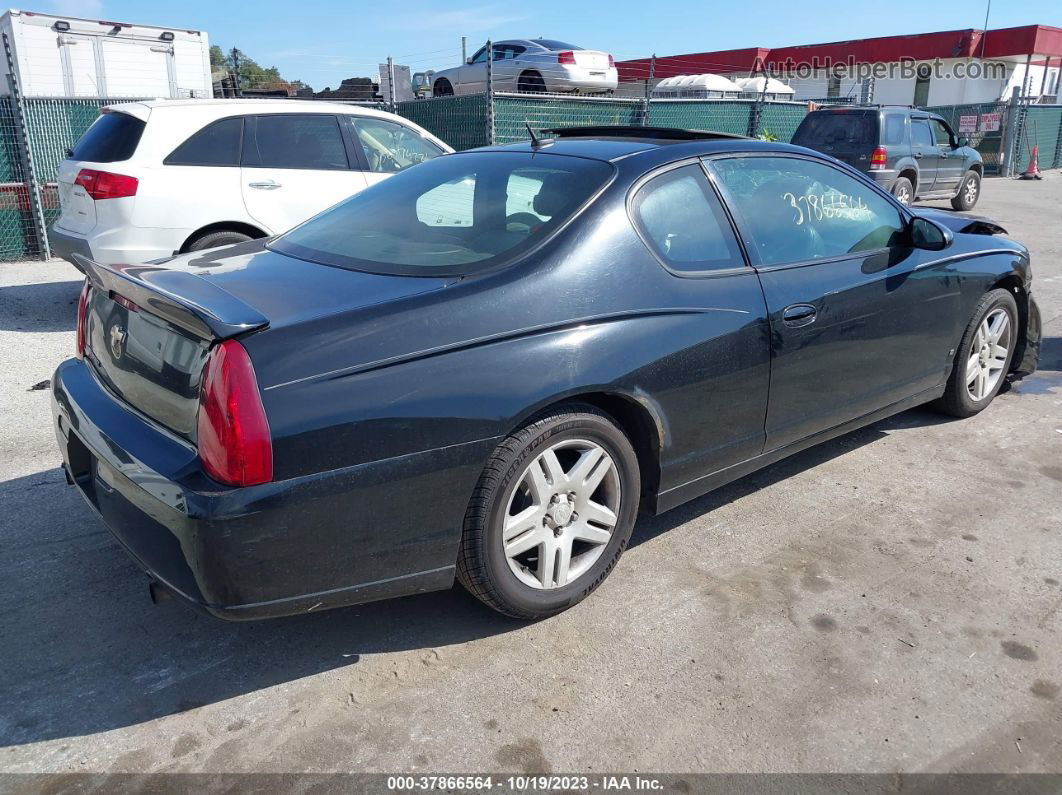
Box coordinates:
[465,56,473,65]
[958,137,970,148]
[909,216,953,251]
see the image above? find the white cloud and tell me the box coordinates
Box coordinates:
[401,5,528,33]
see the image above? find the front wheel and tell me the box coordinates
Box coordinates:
[951,170,981,211]
[457,404,640,619]
[935,288,1018,417]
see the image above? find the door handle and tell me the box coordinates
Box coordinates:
[913,153,923,159]
[782,304,817,328]
[248,180,281,190]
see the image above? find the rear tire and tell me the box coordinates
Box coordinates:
[432,79,454,97]
[187,229,253,252]
[517,71,546,93]
[951,170,981,211]
[892,177,914,206]
[934,288,1018,418]
[457,404,640,619]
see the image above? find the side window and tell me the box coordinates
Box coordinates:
[165,117,242,166]
[709,156,905,267]
[931,119,953,147]
[911,120,934,147]
[882,114,906,145]
[416,175,475,227]
[245,115,348,170]
[470,47,488,64]
[631,164,743,273]
[353,118,445,173]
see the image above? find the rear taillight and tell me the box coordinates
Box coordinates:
[557,50,576,65]
[197,339,273,487]
[75,280,90,359]
[870,146,887,170]
[74,168,138,200]
[608,54,615,67]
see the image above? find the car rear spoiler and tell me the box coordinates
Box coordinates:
[72,253,269,341]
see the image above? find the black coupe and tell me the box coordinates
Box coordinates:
[53,127,1041,620]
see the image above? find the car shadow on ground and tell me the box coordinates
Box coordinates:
[0,400,964,748]
[0,280,82,332]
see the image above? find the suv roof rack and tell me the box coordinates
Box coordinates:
[546,125,750,141]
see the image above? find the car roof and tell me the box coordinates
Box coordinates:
[103,98,397,121]
[477,135,811,163]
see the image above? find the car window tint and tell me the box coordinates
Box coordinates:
[531,39,582,50]
[631,165,743,272]
[709,156,905,267]
[470,47,488,64]
[272,152,612,276]
[792,112,877,146]
[353,118,445,173]
[247,115,348,169]
[911,120,934,147]
[931,119,952,146]
[72,112,145,162]
[165,117,242,166]
[882,114,906,145]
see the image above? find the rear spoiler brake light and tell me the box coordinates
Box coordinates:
[71,253,268,341]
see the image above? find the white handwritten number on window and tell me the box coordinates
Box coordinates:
[782,191,869,226]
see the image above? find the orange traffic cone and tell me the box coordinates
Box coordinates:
[1019,145,1042,180]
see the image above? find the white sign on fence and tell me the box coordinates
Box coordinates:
[958,115,977,133]
[979,112,1002,133]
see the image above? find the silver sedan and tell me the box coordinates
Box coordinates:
[431,39,618,96]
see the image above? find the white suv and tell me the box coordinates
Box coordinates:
[50,99,452,265]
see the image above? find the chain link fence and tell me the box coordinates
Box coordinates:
[1,84,1060,261]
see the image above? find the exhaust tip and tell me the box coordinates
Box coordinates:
[148,580,173,604]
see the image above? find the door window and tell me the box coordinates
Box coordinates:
[930,119,954,147]
[630,164,743,273]
[165,117,242,166]
[709,156,905,267]
[470,47,488,64]
[492,44,526,60]
[911,119,934,147]
[352,118,445,173]
[244,115,349,170]
[882,113,906,145]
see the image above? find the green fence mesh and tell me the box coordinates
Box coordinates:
[494,93,643,144]
[394,94,488,151]
[1014,105,1062,172]
[648,100,753,137]
[757,102,809,142]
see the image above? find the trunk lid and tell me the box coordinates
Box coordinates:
[77,242,454,438]
[573,50,610,70]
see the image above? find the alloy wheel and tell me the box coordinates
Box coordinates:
[966,307,1010,401]
[963,176,978,205]
[896,185,911,205]
[502,439,620,589]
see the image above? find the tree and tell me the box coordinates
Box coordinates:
[209,45,310,93]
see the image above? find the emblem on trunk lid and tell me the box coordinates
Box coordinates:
[109,324,127,360]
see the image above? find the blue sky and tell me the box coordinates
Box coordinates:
[36,0,1060,90]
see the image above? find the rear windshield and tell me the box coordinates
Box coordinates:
[70,112,145,162]
[270,152,614,276]
[792,111,879,147]
[532,39,583,50]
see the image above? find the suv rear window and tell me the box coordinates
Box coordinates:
[270,151,613,276]
[70,112,145,162]
[792,112,878,147]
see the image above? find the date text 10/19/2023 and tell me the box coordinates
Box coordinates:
[386,775,665,791]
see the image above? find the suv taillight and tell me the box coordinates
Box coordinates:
[557,50,576,65]
[75,279,90,359]
[608,54,615,67]
[870,146,887,170]
[74,168,138,200]
[197,339,273,487]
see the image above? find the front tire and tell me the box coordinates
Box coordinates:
[951,170,981,211]
[935,288,1018,418]
[457,404,640,619]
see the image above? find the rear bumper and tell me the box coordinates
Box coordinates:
[51,358,479,620]
[48,222,186,267]
[867,169,897,188]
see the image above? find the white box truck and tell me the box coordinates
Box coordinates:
[0,9,211,98]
